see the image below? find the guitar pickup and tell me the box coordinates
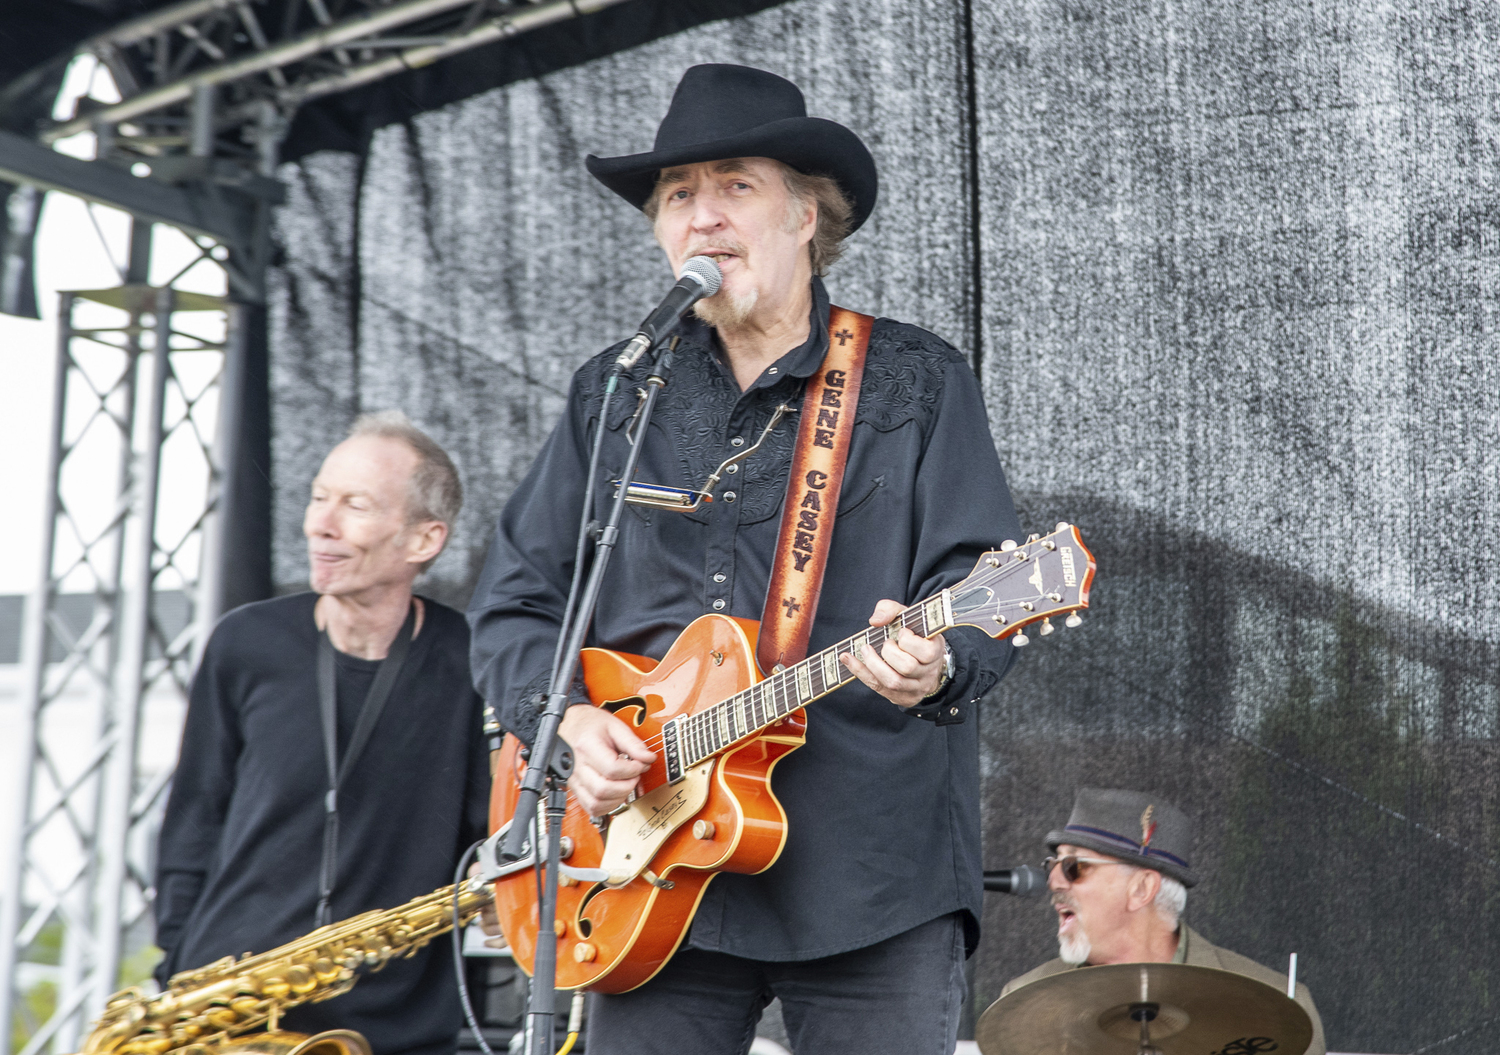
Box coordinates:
[661,719,685,783]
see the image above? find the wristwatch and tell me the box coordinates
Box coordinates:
[923,643,956,699]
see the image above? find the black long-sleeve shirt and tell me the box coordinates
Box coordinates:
[155,594,491,1055]
[467,278,1021,960]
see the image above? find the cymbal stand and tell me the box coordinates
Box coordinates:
[1130,1002,1164,1055]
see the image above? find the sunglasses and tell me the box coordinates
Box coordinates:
[1042,854,1129,883]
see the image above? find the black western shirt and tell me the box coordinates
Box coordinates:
[468,279,1021,959]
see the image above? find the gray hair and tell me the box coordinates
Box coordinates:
[1154,874,1187,928]
[779,166,853,276]
[347,410,462,570]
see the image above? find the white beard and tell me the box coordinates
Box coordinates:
[694,286,759,329]
[1058,926,1092,966]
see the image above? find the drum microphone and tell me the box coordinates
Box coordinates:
[615,255,724,371]
[983,865,1047,897]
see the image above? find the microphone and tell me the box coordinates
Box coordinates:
[615,256,723,371]
[983,865,1047,897]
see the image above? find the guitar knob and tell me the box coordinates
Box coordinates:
[573,943,597,963]
[1012,633,1030,647]
[1066,613,1083,628]
[1039,618,1054,637]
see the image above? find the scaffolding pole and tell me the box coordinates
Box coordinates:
[0,283,236,1055]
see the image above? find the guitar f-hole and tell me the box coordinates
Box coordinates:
[576,882,612,938]
[602,696,648,726]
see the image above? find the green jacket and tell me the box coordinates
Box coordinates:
[997,924,1327,1055]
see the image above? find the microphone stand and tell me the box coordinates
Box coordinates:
[505,339,679,1055]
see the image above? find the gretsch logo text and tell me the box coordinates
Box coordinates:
[634,789,690,839]
[1060,546,1076,588]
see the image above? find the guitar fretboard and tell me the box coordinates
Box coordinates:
[673,591,953,770]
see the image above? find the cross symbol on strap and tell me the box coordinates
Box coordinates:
[834,328,854,346]
[782,596,802,617]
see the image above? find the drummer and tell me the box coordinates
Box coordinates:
[998,788,1327,1055]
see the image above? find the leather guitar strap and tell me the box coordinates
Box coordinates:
[757,307,873,675]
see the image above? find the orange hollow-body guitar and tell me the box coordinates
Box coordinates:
[489,523,1095,992]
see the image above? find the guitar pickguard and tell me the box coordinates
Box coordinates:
[598,761,713,885]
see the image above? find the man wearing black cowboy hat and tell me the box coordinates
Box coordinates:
[994,788,1326,1055]
[470,63,1022,1053]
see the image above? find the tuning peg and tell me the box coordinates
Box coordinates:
[1055,521,1070,532]
[1065,613,1083,628]
[1039,618,1054,637]
[1000,540,1017,551]
[1012,632,1030,647]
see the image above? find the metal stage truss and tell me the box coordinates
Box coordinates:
[41,0,632,148]
[0,277,244,1055]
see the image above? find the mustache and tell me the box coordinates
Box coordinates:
[1051,892,1078,912]
[685,240,749,260]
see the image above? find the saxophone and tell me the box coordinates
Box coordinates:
[79,880,494,1055]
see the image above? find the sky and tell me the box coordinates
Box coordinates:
[0,55,227,596]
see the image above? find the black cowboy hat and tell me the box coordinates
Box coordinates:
[585,64,878,233]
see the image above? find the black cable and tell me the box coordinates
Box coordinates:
[529,809,546,1055]
[451,839,499,1055]
[531,810,544,948]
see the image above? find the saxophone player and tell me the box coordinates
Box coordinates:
[154,412,491,1055]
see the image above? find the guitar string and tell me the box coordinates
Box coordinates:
[648,612,921,752]
[553,575,1035,770]
[551,555,1034,762]
[521,549,1067,845]
[545,600,971,828]
[570,604,937,765]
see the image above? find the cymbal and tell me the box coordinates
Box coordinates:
[975,963,1313,1055]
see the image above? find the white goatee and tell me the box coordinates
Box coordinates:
[694,286,759,329]
[1058,926,1092,965]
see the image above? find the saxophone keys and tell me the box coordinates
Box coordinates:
[285,966,317,994]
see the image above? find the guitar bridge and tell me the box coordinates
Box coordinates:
[661,719,685,782]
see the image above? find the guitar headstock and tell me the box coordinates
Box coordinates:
[948,523,1095,645]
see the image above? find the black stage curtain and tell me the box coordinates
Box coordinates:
[266,3,1500,1051]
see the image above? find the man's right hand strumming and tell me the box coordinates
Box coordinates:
[558,706,657,817]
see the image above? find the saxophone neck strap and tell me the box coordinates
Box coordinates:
[756,307,873,675]
[314,600,417,926]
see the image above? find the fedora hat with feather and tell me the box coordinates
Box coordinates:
[1047,788,1200,888]
[586,64,879,232]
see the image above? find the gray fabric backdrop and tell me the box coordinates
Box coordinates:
[267,2,1500,1051]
